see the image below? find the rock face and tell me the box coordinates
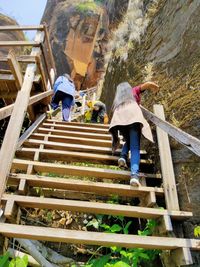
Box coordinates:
[0,13,24,68]
[41,1,106,90]
[102,1,200,263]
[41,0,129,90]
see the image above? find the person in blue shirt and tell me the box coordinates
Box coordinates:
[51,73,76,121]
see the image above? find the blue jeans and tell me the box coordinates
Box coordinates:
[120,123,141,175]
[51,91,73,121]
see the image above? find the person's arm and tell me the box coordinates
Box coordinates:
[140,82,159,93]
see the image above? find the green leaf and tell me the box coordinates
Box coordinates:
[138,252,150,260]
[110,224,122,233]
[113,261,130,267]
[0,252,10,266]
[90,254,111,267]
[100,223,110,230]
[123,221,132,234]
[22,255,28,265]
[194,226,200,237]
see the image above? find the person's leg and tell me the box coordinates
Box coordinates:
[91,110,98,123]
[118,128,129,168]
[62,94,73,121]
[129,123,141,186]
[51,91,62,110]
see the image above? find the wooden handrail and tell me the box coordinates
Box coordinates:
[141,105,200,157]
[0,25,44,31]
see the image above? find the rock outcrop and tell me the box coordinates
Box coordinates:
[102,2,200,263]
[41,0,129,90]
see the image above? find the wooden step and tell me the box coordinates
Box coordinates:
[46,119,109,129]
[2,194,192,220]
[0,223,199,251]
[23,139,147,156]
[30,132,116,148]
[38,127,111,140]
[42,123,109,134]
[16,148,153,166]
[8,173,164,206]
[12,159,161,181]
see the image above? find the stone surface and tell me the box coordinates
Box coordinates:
[101,0,200,251]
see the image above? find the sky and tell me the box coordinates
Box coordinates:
[0,0,47,39]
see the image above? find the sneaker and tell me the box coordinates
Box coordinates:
[118,158,127,168]
[130,174,141,187]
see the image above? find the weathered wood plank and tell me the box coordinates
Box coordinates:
[42,122,110,134]
[142,105,200,157]
[12,159,161,180]
[17,114,46,149]
[0,31,44,201]
[0,25,44,31]
[2,194,192,220]
[38,127,111,140]
[0,91,52,121]
[30,132,114,148]
[154,105,180,211]
[7,50,23,89]
[8,173,164,198]
[15,148,153,166]
[0,223,199,250]
[0,64,36,201]
[46,119,109,129]
[0,55,36,63]
[0,41,40,47]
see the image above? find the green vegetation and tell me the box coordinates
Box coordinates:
[0,252,28,267]
[81,216,160,267]
[194,226,200,237]
[75,1,99,14]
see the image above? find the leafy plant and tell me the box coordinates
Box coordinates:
[0,253,28,267]
[194,225,200,237]
[84,218,160,267]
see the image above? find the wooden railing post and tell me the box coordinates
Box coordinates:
[153,104,180,211]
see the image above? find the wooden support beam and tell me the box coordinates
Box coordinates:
[171,247,193,266]
[142,105,200,157]
[153,105,180,211]
[156,215,173,235]
[0,73,40,83]
[35,54,47,91]
[2,194,192,220]
[0,55,36,63]
[7,50,23,89]
[0,223,199,250]
[4,199,17,222]
[0,91,52,121]
[17,113,46,149]
[7,173,164,198]
[12,159,161,181]
[43,24,56,74]
[18,179,29,195]
[0,25,44,31]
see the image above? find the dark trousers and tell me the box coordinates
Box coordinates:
[51,91,73,121]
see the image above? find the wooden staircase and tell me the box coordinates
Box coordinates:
[0,25,200,266]
[0,118,199,266]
